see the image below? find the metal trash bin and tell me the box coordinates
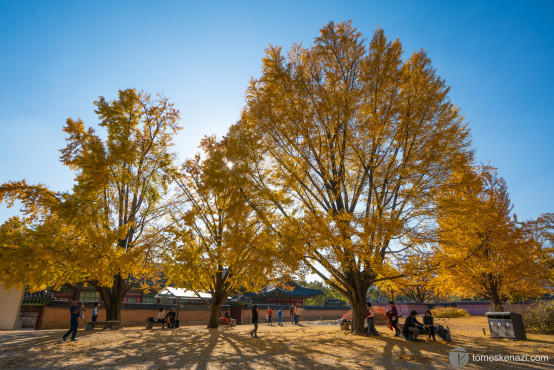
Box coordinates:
[485,312,526,340]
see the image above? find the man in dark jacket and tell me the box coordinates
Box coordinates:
[62,301,84,341]
[166,308,176,328]
[250,305,259,338]
[403,310,424,341]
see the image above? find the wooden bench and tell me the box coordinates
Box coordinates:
[219,317,236,327]
[398,323,450,340]
[85,320,121,330]
[146,320,165,329]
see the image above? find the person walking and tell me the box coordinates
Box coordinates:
[250,305,259,338]
[388,301,401,336]
[366,302,379,337]
[277,308,283,326]
[267,307,273,326]
[423,310,436,341]
[289,304,295,325]
[91,302,100,322]
[62,301,84,341]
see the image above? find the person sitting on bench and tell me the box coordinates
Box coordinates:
[166,308,176,328]
[157,308,166,329]
[423,310,436,341]
[223,309,231,327]
[403,311,424,341]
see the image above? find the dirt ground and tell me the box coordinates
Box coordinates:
[0,316,552,369]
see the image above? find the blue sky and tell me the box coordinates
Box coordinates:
[1,0,553,223]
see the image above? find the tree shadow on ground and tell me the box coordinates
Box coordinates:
[0,324,552,369]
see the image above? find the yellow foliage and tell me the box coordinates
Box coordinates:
[0,89,180,318]
[433,166,551,310]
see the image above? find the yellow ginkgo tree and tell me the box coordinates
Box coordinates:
[166,136,282,328]
[0,89,180,320]
[236,21,473,334]
[433,166,551,311]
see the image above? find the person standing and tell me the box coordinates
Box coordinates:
[277,308,283,326]
[62,301,84,341]
[366,302,379,336]
[294,303,302,324]
[423,310,436,341]
[289,304,295,325]
[388,301,401,336]
[250,305,259,338]
[91,302,100,322]
[267,307,273,326]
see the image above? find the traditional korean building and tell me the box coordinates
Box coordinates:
[243,281,322,305]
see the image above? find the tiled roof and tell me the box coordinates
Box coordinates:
[243,281,322,299]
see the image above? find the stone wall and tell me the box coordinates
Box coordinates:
[39,303,350,329]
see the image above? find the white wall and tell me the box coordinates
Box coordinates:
[0,283,24,330]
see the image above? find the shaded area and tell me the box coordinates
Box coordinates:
[0,317,552,369]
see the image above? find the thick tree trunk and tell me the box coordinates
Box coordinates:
[93,274,129,321]
[104,297,123,321]
[349,289,368,335]
[208,303,222,329]
[491,296,504,312]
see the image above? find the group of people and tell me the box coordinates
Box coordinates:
[365,301,436,341]
[156,307,177,328]
[248,303,304,338]
[61,299,439,342]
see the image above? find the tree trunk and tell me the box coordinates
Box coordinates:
[104,296,123,321]
[491,297,504,312]
[208,303,222,329]
[93,274,129,321]
[349,289,368,335]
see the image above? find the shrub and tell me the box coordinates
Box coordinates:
[516,300,554,334]
[431,306,470,318]
[341,306,387,322]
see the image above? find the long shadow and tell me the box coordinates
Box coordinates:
[1,325,552,369]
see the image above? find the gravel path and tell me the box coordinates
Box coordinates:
[0,317,552,369]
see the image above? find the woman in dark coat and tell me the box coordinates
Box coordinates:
[403,310,424,341]
[250,305,259,338]
[423,310,436,340]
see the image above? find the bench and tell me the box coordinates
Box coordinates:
[85,320,121,330]
[219,317,236,327]
[146,320,165,329]
[398,323,450,340]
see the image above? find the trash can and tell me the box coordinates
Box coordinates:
[485,312,526,340]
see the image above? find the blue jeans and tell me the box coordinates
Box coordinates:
[291,314,294,324]
[278,316,282,325]
[63,319,78,340]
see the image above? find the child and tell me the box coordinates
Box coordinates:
[423,310,436,341]
[91,302,100,322]
[277,308,283,326]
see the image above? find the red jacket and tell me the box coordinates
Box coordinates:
[390,306,398,320]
